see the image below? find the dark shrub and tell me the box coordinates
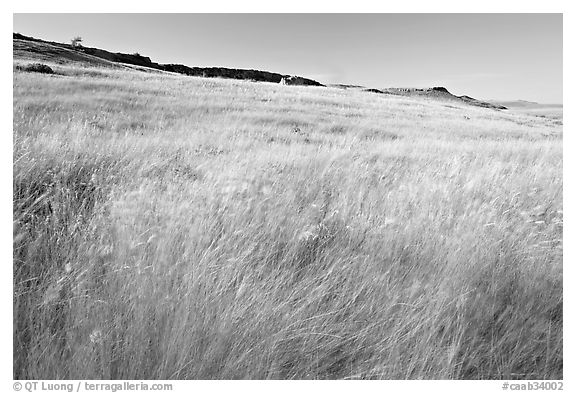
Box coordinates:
[16,63,55,74]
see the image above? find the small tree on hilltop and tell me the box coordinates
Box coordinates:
[71,36,83,49]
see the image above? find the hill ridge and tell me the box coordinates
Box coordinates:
[13,32,323,86]
[14,32,505,109]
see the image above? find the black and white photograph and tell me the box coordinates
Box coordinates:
[10,8,565,386]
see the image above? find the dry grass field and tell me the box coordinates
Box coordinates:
[13,59,563,379]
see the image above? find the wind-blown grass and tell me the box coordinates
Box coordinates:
[13,61,562,379]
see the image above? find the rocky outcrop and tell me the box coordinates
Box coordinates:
[381,86,506,110]
[161,65,323,86]
[279,76,324,86]
[459,95,507,109]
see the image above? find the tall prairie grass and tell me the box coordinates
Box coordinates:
[13,61,562,379]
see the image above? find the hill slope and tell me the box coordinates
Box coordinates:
[13,33,324,86]
[14,33,512,109]
[13,47,562,380]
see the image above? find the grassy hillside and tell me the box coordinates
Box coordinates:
[13,58,563,379]
[13,34,324,86]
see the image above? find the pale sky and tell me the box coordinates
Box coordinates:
[13,14,562,103]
